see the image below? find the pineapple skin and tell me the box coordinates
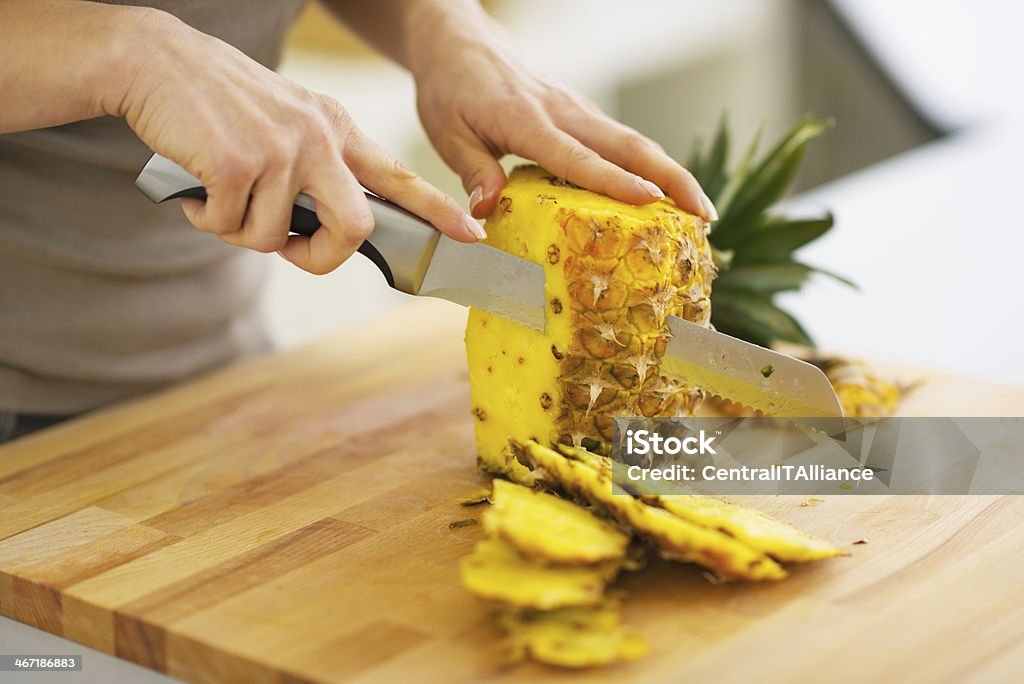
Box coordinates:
[465,165,716,479]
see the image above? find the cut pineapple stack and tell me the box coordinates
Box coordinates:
[460,480,647,667]
[460,459,842,667]
[460,130,862,669]
[466,165,716,480]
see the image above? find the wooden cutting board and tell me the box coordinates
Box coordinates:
[1,301,1022,683]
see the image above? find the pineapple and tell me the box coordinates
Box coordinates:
[466,165,716,479]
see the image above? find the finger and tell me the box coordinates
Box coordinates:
[559,112,716,220]
[344,131,485,242]
[179,163,256,235]
[435,134,508,219]
[217,172,296,253]
[278,163,373,275]
[515,123,665,207]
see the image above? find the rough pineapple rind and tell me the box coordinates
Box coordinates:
[515,440,788,581]
[484,480,630,565]
[499,599,648,668]
[460,538,621,610]
[466,165,715,480]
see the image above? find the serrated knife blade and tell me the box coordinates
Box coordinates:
[663,315,845,418]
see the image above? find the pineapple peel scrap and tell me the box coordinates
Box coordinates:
[499,600,648,668]
[484,479,630,564]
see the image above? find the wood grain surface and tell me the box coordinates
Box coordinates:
[1,300,1022,683]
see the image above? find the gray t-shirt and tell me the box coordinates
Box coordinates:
[0,0,305,413]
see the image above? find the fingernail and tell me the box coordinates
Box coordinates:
[700,191,719,221]
[637,178,664,200]
[463,214,487,240]
[468,185,484,213]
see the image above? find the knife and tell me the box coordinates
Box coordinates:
[136,154,844,419]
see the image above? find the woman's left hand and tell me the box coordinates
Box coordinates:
[409,12,718,222]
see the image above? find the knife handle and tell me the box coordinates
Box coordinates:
[134,154,444,293]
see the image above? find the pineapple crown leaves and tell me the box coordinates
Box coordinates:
[686,115,855,348]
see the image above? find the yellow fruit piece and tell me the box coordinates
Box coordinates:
[465,165,715,480]
[554,445,842,563]
[460,538,620,610]
[649,495,843,563]
[817,357,904,418]
[499,437,839,567]
[484,479,629,565]
[514,440,787,581]
[500,599,648,668]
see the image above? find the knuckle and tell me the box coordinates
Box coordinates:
[346,211,376,242]
[307,261,337,276]
[560,143,593,176]
[316,94,353,130]
[386,155,417,181]
[261,136,296,168]
[217,152,260,182]
[625,130,662,155]
[246,232,288,254]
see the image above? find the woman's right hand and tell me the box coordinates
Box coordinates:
[116,9,483,274]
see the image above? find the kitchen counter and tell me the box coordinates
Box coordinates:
[1,301,1022,684]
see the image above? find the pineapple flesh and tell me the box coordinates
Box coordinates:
[484,480,629,565]
[499,599,648,668]
[466,165,716,479]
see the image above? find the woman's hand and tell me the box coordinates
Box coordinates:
[406,5,718,221]
[116,9,483,274]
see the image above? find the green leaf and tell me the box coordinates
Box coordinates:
[714,121,763,217]
[686,135,704,179]
[711,291,815,347]
[809,265,858,290]
[728,214,834,264]
[714,263,815,294]
[712,118,832,247]
[699,115,730,200]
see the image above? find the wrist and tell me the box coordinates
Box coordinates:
[94,5,185,118]
[403,0,503,80]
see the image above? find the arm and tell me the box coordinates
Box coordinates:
[321,0,717,221]
[0,0,139,133]
[0,0,481,274]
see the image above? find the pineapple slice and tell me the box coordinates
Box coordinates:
[484,479,630,565]
[460,538,621,610]
[499,599,648,668]
[514,440,787,581]
[466,165,715,480]
[648,495,843,563]
[554,444,842,563]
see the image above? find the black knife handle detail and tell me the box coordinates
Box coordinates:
[161,185,395,288]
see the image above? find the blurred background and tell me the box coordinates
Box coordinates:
[264,0,1024,385]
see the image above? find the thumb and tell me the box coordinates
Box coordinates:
[449,139,508,219]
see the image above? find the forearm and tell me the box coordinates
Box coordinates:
[318,0,505,76]
[0,0,157,134]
